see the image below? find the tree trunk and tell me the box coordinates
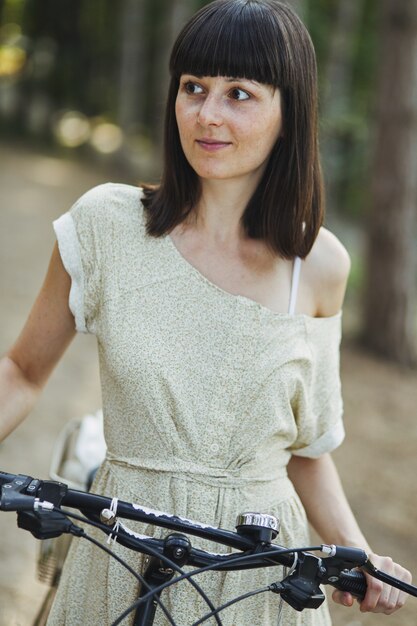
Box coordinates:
[118,0,146,132]
[321,0,364,213]
[362,0,417,365]
[150,0,193,146]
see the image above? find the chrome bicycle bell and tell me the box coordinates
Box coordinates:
[235,512,280,543]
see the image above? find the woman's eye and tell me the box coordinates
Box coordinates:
[229,88,250,101]
[184,81,204,95]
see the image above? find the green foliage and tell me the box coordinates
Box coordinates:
[0,0,25,25]
[305,0,378,220]
[305,0,340,79]
[20,0,120,113]
[340,0,378,219]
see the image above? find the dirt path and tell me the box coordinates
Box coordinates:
[0,142,416,625]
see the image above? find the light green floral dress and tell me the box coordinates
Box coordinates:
[47,183,344,625]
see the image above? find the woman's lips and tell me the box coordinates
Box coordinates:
[196,139,232,152]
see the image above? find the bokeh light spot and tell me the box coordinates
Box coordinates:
[0,45,26,77]
[52,110,91,148]
[90,122,124,154]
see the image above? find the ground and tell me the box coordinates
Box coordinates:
[0,142,416,625]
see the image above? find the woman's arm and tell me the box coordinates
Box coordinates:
[287,453,412,614]
[0,243,76,441]
[288,453,368,548]
[294,231,412,612]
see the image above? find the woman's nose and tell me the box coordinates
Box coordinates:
[197,94,223,127]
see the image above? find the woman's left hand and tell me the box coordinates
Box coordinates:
[332,552,412,614]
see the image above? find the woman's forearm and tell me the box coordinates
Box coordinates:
[0,356,41,442]
[287,453,413,613]
[287,452,371,550]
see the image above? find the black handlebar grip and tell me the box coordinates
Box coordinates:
[330,569,367,600]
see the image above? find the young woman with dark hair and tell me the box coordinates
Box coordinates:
[0,1,411,624]
[143,0,322,259]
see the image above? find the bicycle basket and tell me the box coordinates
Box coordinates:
[37,411,106,586]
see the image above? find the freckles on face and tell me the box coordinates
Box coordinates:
[175,75,283,181]
[240,89,282,156]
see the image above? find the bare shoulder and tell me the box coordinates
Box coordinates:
[303,227,351,317]
[311,227,351,282]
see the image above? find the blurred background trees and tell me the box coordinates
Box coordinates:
[0,0,416,365]
[363,0,417,365]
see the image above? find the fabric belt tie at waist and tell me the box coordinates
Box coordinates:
[104,453,292,491]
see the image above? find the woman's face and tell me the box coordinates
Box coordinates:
[175,75,282,185]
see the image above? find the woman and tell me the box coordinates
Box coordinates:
[0,1,411,624]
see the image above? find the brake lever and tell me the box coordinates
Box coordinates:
[270,544,370,608]
[321,546,417,600]
[317,544,368,599]
[320,544,367,583]
[363,560,417,598]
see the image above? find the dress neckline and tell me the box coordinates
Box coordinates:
[163,233,341,322]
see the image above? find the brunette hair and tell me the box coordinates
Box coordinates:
[142,0,324,259]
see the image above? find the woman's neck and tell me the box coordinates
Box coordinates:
[187,177,259,245]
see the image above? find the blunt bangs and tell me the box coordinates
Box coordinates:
[170,0,289,87]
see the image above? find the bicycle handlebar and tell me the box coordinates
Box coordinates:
[1,469,416,619]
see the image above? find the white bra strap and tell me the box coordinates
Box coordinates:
[288,256,302,315]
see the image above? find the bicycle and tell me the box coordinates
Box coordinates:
[1,470,416,626]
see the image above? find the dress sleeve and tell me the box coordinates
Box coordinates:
[53,184,108,334]
[289,313,345,458]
